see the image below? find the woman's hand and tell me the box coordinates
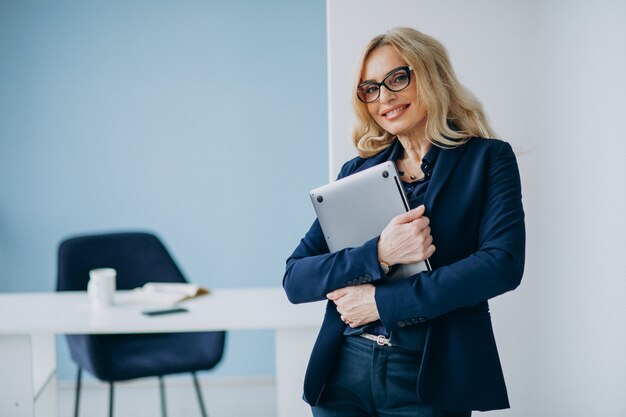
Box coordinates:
[377,205,435,266]
[327,284,379,327]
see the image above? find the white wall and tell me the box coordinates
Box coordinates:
[328,1,626,416]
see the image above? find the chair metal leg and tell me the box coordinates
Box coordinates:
[192,372,208,417]
[109,382,114,417]
[159,376,168,417]
[73,368,82,417]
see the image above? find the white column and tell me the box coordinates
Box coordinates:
[275,327,318,417]
[0,334,57,417]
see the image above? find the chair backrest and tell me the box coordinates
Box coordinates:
[57,231,187,291]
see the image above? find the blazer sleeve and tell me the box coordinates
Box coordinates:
[375,141,525,331]
[282,160,386,304]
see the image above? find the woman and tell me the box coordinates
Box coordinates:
[283,27,525,417]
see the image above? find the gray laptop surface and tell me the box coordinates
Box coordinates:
[310,161,430,278]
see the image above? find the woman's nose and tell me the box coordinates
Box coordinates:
[378,86,396,103]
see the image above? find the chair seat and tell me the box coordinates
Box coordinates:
[68,331,225,382]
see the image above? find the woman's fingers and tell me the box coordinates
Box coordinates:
[379,212,435,265]
[390,205,425,225]
[409,216,430,231]
[331,285,379,326]
[326,287,348,300]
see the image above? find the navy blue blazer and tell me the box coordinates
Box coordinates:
[283,138,525,411]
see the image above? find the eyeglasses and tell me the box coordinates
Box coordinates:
[357,66,412,103]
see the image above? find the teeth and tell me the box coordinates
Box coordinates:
[385,105,407,117]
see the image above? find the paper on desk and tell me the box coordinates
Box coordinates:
[123,283,209,307]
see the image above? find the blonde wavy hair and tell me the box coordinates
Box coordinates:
[352,27,495,157]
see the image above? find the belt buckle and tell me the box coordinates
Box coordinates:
[376,335,390,346]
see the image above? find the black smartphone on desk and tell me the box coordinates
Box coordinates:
[142,307,188,316]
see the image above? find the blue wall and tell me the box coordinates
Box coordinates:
[0,0,327,379]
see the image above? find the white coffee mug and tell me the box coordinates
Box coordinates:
[88,268,117,311]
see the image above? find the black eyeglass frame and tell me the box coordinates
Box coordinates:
[356,66,413,103]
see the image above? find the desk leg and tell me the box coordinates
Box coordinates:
[0,334,57,417]
[275,327,317,417]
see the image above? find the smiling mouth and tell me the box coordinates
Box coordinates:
[382,104,409,117]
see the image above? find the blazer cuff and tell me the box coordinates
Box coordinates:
[375,277,429,331]
[340,236,385,287]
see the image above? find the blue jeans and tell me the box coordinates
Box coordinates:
[311,336,471,417]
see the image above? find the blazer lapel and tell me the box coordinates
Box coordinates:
[423,145,465,211]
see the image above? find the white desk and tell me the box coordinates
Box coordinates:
[0,287,324,417]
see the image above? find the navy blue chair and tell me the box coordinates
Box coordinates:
[57,232,226,417]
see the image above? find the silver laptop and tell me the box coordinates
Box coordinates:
[310,161,430,279]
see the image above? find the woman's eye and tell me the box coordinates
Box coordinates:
[359,84,379,95]
[389,73,408,86]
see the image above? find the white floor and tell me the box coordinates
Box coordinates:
[57,376,277,417]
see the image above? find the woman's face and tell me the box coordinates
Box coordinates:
[361,46,428,142]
